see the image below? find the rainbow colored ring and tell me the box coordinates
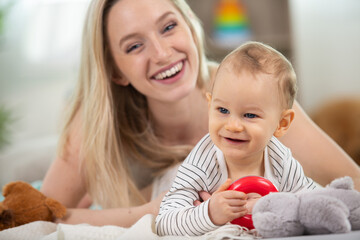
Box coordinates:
[227,176,278,229]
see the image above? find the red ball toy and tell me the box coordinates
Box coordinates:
[227,176,278,229]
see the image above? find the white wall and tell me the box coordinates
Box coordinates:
[289,0,360,112]
[0,0,90,185]
[0,0,90,144]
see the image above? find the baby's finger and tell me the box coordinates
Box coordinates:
[193,200,201,206]
[226,198,247,207]
[222,190,247,200]
[214,179,232,193]
[232,209,248,219]
[199,191,211,202]
[230,206,248,214]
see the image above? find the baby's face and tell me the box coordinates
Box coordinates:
[208,66,284,164]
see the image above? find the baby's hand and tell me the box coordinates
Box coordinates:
[244,192,262,214]
[208,179,248,226]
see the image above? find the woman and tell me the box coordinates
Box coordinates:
[41,0,360,227]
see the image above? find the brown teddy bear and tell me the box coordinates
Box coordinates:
[0,181,66,231]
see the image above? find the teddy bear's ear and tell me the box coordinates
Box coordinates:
[2,182,18,197]
[328,176,354,190]
[2,181,29,197]
[45,198,67,218]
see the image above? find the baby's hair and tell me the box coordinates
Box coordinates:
[218,41,297,109]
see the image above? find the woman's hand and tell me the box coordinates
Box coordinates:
[208,179,248,226]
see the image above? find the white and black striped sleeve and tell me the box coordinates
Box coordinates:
[155,163,219,236]
[155,134,220,236]
[281,153,318,192]
[268,137,318,192]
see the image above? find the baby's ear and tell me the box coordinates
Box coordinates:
[206,92,212,109]
[206,92,212,102]
[274,109,295,138]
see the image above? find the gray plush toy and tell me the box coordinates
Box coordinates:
[252,176,360,238]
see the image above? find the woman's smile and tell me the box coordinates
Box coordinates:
[151,60,186,85]
[153,61,184,80]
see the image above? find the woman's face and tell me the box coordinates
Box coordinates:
[106,0,199,103]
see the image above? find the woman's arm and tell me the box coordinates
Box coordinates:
[280,101,360,190]
[43,149,165,227]
[41,112,86,207]
[41,112,166,226]
[41,154,87,208]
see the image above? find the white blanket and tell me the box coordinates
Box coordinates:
[0,214,257,240]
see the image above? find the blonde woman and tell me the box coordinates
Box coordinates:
[41,0,360,227]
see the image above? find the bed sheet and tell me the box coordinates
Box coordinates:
[1,214,359,240]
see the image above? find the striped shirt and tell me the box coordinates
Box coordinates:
[155,133,318,236]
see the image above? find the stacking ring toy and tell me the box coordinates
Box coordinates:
[227,176,278,229]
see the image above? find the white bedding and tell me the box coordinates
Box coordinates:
[2,216,360,240]
[0,214,256,240]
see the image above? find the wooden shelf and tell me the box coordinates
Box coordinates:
[187,0,291,61]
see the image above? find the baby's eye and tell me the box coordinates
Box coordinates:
[163,22,177,33]
[218,107,230,114]
[126,43,142,53]
[244,113,258,118]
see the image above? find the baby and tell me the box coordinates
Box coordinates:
[156,41,318,236]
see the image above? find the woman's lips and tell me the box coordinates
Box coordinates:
[151,60,185,85]
[153,61,183,80]
[152,60,184,80]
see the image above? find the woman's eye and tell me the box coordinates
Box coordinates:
[244,113,258,118]
[163,22,177,33]
[218,107,229,114]
[126,43,142,53]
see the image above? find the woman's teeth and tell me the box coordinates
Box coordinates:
[154,62,183,80]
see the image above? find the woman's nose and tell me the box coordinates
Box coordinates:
[150,36,171,63]
[225,117,244,132]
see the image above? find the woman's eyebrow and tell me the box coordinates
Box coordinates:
[156,11,176,24]
[118,12,176,47]
[119,33,140,48]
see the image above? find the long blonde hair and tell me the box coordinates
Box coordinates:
[58,0,211,208]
